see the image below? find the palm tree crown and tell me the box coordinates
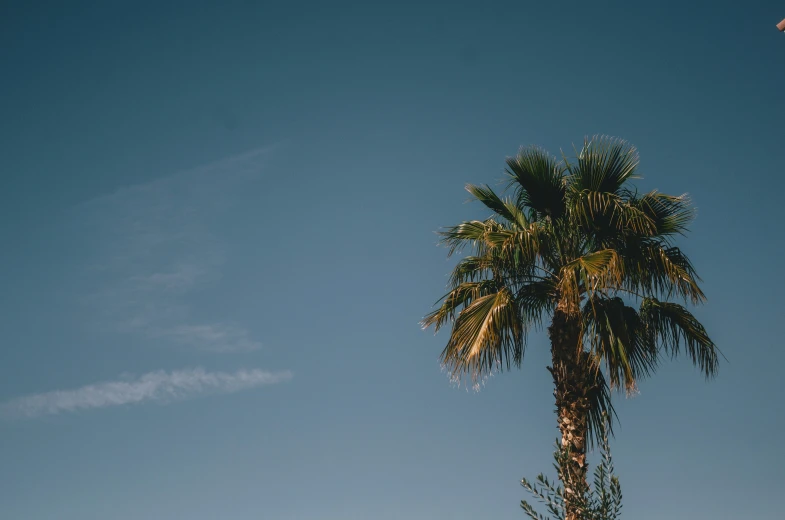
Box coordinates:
[422,136,720,441]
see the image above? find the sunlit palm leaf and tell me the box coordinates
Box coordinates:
[631,190,695,238]
[447,255,492,286]
[422,280,500,332]
[466,183,530,229]
[439,219,500,256]
[484,225,543,269]
[560,249,624,307]
[440,287,525,380]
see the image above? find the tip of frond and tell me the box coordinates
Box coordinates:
[439,361,498,392]
[578,134,638,159]
[583,134,633,146]
[511,143,548,156]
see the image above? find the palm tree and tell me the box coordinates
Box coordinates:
[522,413,622,520]
[422,136,720,520]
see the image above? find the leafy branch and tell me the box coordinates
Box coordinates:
[522,414,622,520]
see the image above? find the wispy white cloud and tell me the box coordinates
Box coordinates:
[129,264,210,291]
[70,146,275,352]
[161,323,262,353]
[1,368,292,419]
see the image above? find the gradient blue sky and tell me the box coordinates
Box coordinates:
[1,1,784,518]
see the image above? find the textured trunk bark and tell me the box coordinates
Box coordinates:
[548,308,592,520]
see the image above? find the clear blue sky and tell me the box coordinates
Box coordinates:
[1,1,783,518]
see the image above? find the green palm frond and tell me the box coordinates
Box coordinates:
[620,240,705,304]
[466,183,530,229]
[422,279,499,332]
[446,255,489,286]
[639,299,720,378]
[582,297,658,392]
[569,189,656,236]
[516,280,557,328]
[559,249,624,308]
[585,360,617,448]
[438,219,500,256]
[631,190,695,238]
[484,225,543,269]
[439,286,525,379]
[505,146,566,219]
[571,249,623,282]
[567,136,640,195]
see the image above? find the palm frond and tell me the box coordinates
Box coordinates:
[422,280,499,332]
[631,190,695,238]
[566,136,640,195]
[438,219,500,256]
[639,298,720,378]
[439,286,525,380]
[620,240,705,304]
[505,146,566,219]
[446,255,490,286]
[466,183,530,229]
[581,296,658,392]
[559,249,624,308]
[569,189,656,236]
[484,225,543,270]
[584,360,617,449]
[516,280,557,328]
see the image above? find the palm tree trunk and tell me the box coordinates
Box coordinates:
[548,308,592,520]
